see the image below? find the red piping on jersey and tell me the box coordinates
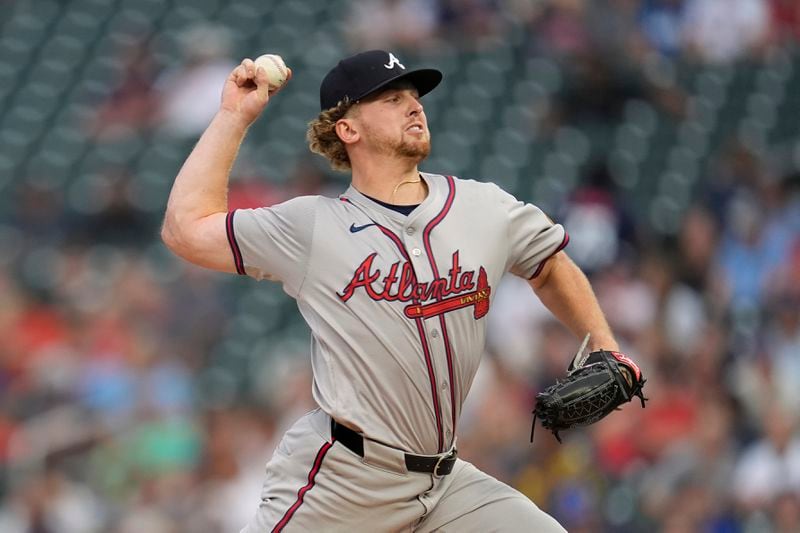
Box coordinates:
[529,231,570,279]
[226,210,246,275]
[271,440,334,532]
[376,224,444,453]
[421,175,458,446]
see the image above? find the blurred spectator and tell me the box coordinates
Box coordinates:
[592,259,658,343]
[558,162,638,273]
[758,175,800,411]
[346,0,439,51]
[702,141,764,222]
[764,290,800,411]
[714,191,794,314]
[66,167,156,247]
[516,436,606,532]
[772,491,800,533]
[682,0,770,64]
[674,205,719,292]
[641,397,738,528]
[1,288,70,392]
[161,265,228,358]
[586,0,650,62]
[0,465,103,533]
[658,225,715,355]
[785,172,800,230]
[155,25,236,138]
[486,274,552,377]
[458,354,536,481]
[556,54,648,126]
[530,0,591,59]
[227,169,285,211]
[733,407,800,511]
[638,0,687,58]
[771,0,800,45]
[438,0,506,46]
[185,409,273,532]
[9,181,68,246]
[87,41,160,141]
[635,371,698,460]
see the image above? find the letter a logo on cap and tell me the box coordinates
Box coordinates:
[384,52,405,70]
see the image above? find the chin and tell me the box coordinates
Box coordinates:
[399,145,430,161]
[399,138,431,160]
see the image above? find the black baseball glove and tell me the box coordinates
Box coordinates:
[532,340,647,442]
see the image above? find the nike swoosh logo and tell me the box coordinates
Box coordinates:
[349,223,376,233]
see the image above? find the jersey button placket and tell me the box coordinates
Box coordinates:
[406,234,446,452]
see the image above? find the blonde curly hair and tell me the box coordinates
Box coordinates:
[306,99,357,172]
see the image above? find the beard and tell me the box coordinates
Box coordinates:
[396,137,431,160]
[364,124,431,162]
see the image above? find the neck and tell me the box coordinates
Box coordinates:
[350,156,426,205]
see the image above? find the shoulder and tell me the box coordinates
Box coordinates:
[234,195,322,225]
[445,175,517,204]
[424,173,506,196]
[266,195,324,214]
[279,194,323,209]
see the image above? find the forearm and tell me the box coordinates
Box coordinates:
[529,252,618,351]
[163,110,249,237]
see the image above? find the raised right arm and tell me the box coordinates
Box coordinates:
[161,57,289,272]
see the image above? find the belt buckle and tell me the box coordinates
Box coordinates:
[433,449,457,477]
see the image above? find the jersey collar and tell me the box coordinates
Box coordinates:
[343,172,442,226]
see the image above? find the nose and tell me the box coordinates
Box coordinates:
[408,97,423,117]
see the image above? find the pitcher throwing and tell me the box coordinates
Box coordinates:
[162,49,641,532]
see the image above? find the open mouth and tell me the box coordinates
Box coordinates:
[406,124,425,133]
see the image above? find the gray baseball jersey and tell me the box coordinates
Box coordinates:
[227,172,568,455]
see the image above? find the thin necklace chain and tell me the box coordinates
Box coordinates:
[391,175,422,199]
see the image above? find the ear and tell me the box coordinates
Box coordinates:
[335,118,360,145]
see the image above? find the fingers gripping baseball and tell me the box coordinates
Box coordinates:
[221,57,292,126]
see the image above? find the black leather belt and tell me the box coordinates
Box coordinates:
[331,420,457,476]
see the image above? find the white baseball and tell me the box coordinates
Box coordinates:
[254,54,289,91]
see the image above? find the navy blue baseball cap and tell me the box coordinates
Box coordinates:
[319,50,442,111]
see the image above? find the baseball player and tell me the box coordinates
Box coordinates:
[161,50,626,532]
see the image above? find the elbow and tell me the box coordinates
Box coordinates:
[160,214,185,256]
[158,210,229,272]
[160,222,196,264]
[160,224,176,252]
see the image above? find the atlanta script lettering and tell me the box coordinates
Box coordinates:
[338,251,491,319]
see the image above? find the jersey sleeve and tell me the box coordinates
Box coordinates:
[493,184,569,279]
[225,195,318,296]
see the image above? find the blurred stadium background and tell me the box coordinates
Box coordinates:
[1,0,799,531]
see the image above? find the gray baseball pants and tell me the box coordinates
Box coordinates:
[240,408,566,532]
